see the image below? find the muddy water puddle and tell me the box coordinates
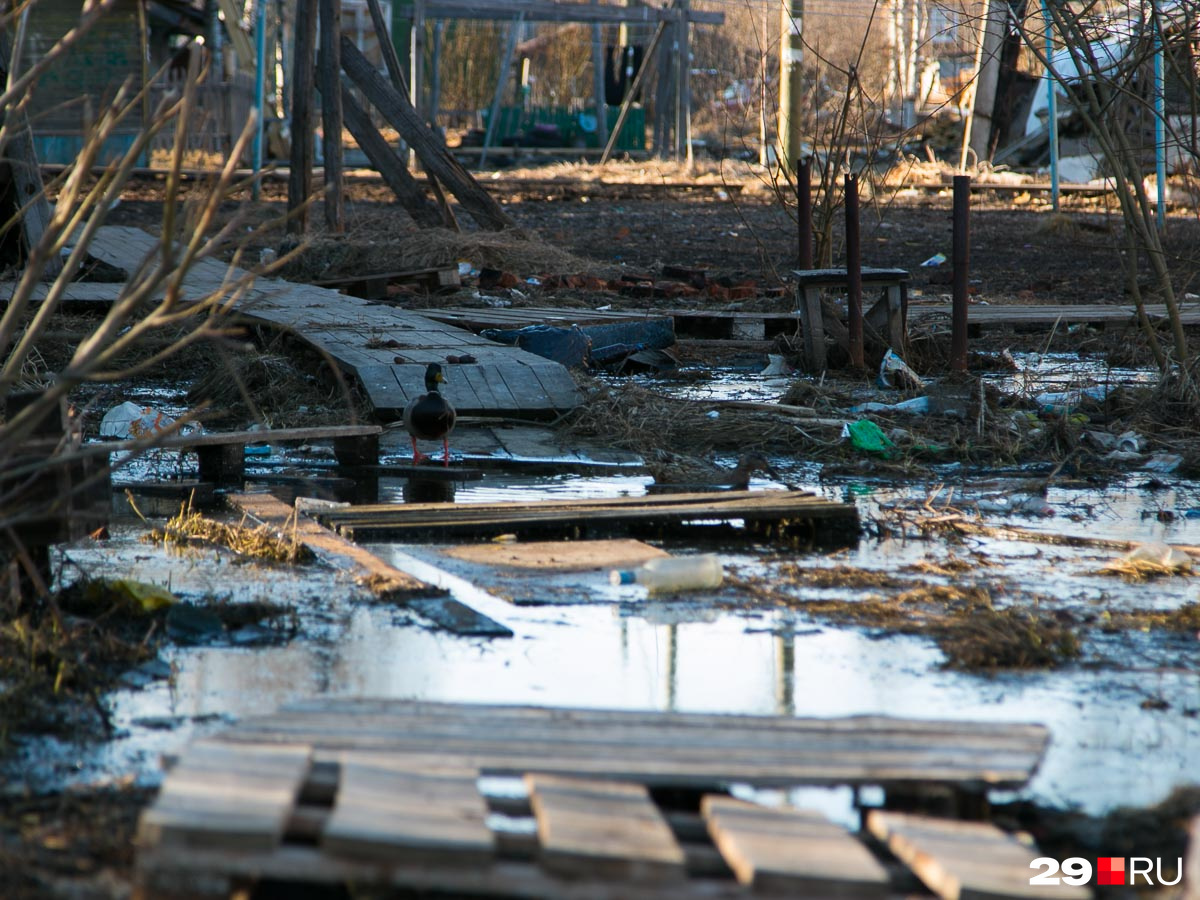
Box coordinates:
[10,463,1196,820]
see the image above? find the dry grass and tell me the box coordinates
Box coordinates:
[144,501,312,564]
[1103,602,1200,632]
[1096,557,1192,581]
[938,607,1081,671]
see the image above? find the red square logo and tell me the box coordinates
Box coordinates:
[1098,857,1125,885]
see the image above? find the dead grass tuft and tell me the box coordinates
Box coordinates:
[1104,602,1200,632]
[144,501,312,564]
[775,563,908,590]
[938,607,1081,671]
[1097,557,1191,581]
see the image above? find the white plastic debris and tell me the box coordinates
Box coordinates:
[760,354,793,376]
[877,348,924,390]
[1142,453,1183,473]
[1122,542,1192,571]
[99,402,196,439]
[920,252,946,267]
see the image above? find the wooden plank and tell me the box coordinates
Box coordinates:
[340,85,444,227]
[229,493,511,635]
[357,364,416,413]
[226,492,430,599]
[442,539,668,571]
[867,811,1088,900]
[526,774,685,883]
[525,362,584,410]
[138,740,311,851]
[491,363,555,412]
[214,700,1049,792]
[322,756,493,863]
[703,796,889,896]
[340,36,516,231]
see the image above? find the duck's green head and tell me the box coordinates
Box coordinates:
[424,362,446,392]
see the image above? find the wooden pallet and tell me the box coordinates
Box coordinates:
[135,700,1058,899]
[311,488,860,547]
[80,227,582,420]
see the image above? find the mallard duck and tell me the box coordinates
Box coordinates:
[403,363,456,466]
[647,451,781,492]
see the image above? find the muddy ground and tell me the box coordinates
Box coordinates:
[5,165,1200,897]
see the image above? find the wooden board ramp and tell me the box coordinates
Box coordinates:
[227,492,513,638]
[702,795,890,897]
[312,488,861,547]
[78,226,582,420]
[136,700,1058,898]
[867,811,1091,900]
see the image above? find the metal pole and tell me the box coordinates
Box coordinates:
[797,156,812,269]
[252,0,267,201]
[951,174,971,373]
[845,173,863,369]
[1153,0,1166,229]
[1043,0,1059,210]
[779,0,804,173]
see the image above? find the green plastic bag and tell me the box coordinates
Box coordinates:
[844,420,897,458]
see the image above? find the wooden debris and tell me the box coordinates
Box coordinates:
[526,774,685,883]
[442,538,668,571]
[137,740,312,851]
[218,699,1050,793]
[867,810,1088,900]
[315,265,460,298]
[702,796,889,896]
[340,36,516,232]
[313,489,860,546]
[228,492,513,637]
[323,755,493,863]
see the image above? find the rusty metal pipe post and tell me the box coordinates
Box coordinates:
[845,173,864,369]
[951,175,971,373]
[797,156,813,270]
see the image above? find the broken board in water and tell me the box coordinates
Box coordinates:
[313,489,860,548]
[441,539,668,571]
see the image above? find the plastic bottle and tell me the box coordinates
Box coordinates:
[609,554,724,593]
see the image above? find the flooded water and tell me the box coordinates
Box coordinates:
[16,358,1195,820]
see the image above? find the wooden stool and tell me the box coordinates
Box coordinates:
[794,267,910,372]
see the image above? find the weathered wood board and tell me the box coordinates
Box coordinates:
[442,539,668,571]
[867,811,1090,900]
[323,755,493,864]
[228,492,513,638]
[702,795,890,896]
[526,774,685,883]
[77,226,582,419]
[314,489,860,546]
[216,699,1050,792]
[136,740,312,852]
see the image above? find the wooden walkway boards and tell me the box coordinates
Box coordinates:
[78,226,582,419]
[310,488,860,547]
[420,300,1200,343]
[135,699,1059,898]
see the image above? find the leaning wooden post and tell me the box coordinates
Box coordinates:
[951,174,971,373]
[845,173,864,370]
[318,0,344,232]
[287,0,319,234]
[341,35,517,230]
[600,21,667,166]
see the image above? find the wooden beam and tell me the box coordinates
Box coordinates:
[600,21,666,165]
[422,0,722,25]
[341,85,444,227]
[318,0,344,232]
[288,0,319,233]
[340,35,517,230]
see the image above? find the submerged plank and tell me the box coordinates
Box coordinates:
[867,811,1088,900]
[526,774,685,883]
[703,796,889,896]
[138,740,311,852]
[442,539,668,571]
